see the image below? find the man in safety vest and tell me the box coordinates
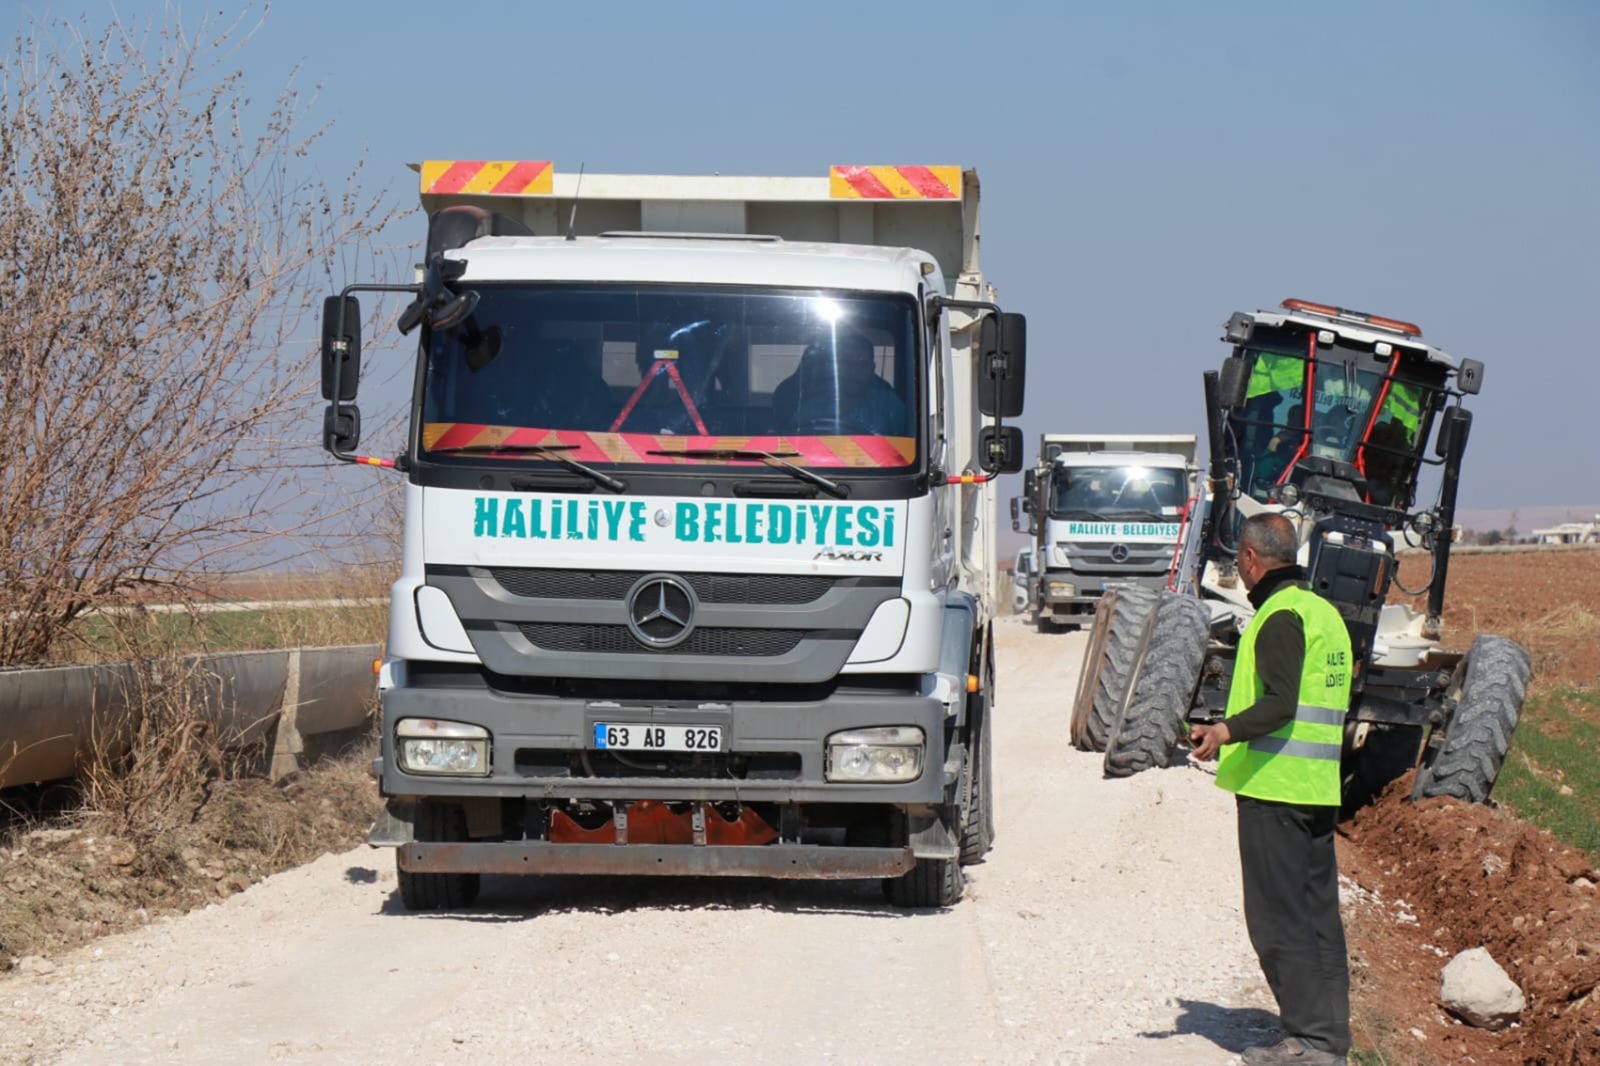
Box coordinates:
[1189,512,1354,1066]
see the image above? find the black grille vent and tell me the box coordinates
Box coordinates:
[489,568,836,604]
[517,623,806,657]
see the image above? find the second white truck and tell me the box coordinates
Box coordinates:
[1011,434,1197,630]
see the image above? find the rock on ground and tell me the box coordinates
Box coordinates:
[1440,946,1525,1030]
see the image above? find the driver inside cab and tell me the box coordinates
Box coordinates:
[771,330,909,436]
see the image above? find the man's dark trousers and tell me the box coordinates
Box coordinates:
[1237,794,1351,1056]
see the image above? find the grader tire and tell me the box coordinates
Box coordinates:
[1104,592,1209,778]
[1070,586,1158,752]
[1413,635,1529,804]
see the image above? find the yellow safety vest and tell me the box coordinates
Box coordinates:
[1246,352,1307,401]
[1216,585,1352,806]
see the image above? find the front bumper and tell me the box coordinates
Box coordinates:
[398,840,914,879]
[379,680,949,805]
[1039,571,1169,615]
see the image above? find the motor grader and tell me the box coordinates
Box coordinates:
[1070,298,1529,812]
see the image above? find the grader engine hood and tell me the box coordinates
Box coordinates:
[413,487,918,684]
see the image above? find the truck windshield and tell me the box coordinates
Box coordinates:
[421,284,919,471]
[1229,344,1436,508]
[1048,466,1188,520]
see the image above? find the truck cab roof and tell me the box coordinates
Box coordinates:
[445,234,940,294]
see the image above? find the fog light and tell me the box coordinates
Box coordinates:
[396,718,490,776]
[1048,581,1076,598]
[826,726,924,783]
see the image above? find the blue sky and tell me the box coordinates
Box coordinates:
[12,0,1599,512]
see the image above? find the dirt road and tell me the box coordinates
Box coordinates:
[1,622,1280,1065]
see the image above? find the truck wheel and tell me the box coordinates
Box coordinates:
[960,675,995,864]
[1104,592,1209,778]
[397,800,481,911]
[883,850,964,908]
[1071,586,1158,752]
[1412,635,1529,804]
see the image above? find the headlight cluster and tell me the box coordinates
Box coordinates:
[825,726,924,783]
[1047,581,1076,598]
[396,718,491,776]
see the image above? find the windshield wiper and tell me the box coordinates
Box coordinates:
[1058,509,1115,522]
[429,443,627,494]
[647,448,848,499]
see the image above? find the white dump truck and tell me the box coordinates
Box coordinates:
[1010,434,1197,630]
[319,163,1026,909]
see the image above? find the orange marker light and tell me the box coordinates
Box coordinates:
[967,674,980,693]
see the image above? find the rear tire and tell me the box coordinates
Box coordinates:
[1413,635,1529,804]
[1104,592,1209,778]
[397,800,481,911]
[1071,587,1158,752]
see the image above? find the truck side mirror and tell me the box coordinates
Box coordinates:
[979,425,1024,474]
[1217,355,1250,410]
[321,296,362,402]
[1022,468,1037,512]
[1434,405,1472,460]
[977,313,1026,418]
[1456,358,1484,396]
[323,403,361,454]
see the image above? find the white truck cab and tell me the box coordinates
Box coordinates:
[1012,434,1197,630]
[319,164,1026,908]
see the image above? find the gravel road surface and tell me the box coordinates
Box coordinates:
[1,621,1279,1065]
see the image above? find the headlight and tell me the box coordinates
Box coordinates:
[826,726,924,783]
[395,718,491,776]
[1277,483,1301,507]
[1047,581,1076,598]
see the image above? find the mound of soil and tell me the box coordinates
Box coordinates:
[1343,777,1600,1064]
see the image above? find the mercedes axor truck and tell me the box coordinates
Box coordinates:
[319,163,1026,908]
[1011,434,1197,630]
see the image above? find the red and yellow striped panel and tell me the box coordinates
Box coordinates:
[829,165,960,200]
[422,424,916,469]
[420,160,554,196]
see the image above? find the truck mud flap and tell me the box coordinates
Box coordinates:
[398,841,914,880]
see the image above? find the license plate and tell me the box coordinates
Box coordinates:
[592,723,722,752]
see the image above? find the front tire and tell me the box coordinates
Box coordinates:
[883,850,964,908]
[1412,635,1529,804]
[960,670,995,864]
[1071,586,1158,752]
[397,800,481,911]
[1104,592,1209,778]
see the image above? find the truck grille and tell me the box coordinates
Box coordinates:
[489,568,837,605]
[518,623,806,657]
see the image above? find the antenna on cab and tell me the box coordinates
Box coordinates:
[565,163,586,241]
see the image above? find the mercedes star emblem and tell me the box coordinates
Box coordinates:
[625,574,698,649]
[1109,543,1131,564]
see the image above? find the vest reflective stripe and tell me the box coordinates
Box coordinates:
[1289,703,1349,728]
[1215,585,1353,806]
[1247,735,1342,760]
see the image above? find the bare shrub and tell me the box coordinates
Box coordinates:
[0,9,399,665]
